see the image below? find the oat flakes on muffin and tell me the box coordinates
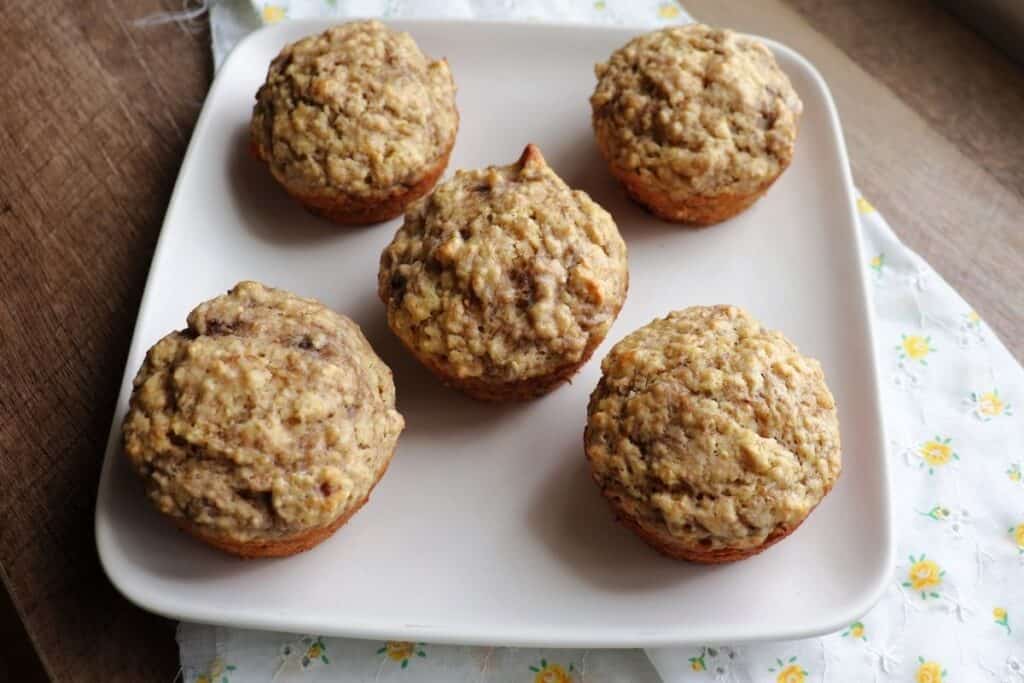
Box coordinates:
[378,144,629,401]
[590,24,803,225]
[250,20,458,225]
[122,281,404,558]
[584,305,840,563]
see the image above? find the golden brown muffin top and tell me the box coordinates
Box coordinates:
[585,306,840,551]
[251,20,457,200]
[591,25,802,199]
[123,281,404,542]
[379,145,628,385]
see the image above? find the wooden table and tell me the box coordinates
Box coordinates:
[3,1,1021,680]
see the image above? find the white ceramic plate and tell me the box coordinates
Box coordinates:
[95,19,892,648]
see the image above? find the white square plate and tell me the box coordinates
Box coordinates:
[96,19,892,648]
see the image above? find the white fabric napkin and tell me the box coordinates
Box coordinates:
[159,2,1024,681]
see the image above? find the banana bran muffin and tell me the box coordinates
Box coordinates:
[590,24,802,225]
[250,21,458,225]
[378,145,629,401]
[122,281,404,557]
[584,306,840,563]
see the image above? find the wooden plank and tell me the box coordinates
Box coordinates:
[0,565,48,682]
[787,0,1024,206]
[1,0,209,680]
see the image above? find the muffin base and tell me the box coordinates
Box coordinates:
[608,163,784,226]
[594,480,832,564]
[287,146,454,226]
[251,119,457,226]
[385,272,626,401]
[168,449,395,559]
[396,332,605,401]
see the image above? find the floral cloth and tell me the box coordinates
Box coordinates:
[176,1,1024,681]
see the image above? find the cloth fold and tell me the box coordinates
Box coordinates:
[169,2,1023,681]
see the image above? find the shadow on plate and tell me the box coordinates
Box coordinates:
[341,292,535,442]
[525,443,705,592]
[109,448,384,583]
[227,125,379,246]
[104,454,264,580]
[554,129,638,224]
[553,127,748,244]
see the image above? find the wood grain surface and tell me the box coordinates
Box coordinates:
[1,1,210,680]
[1,0,1020,680]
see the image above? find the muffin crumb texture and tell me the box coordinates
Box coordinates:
[251,20,457,200]
[591,24,802,200]
[379,145,628,390]
[122,281,404,543]
[585,305,840,554]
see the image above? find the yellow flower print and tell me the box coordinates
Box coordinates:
[897,334,936,365]
[904,336,930,358]
[385,641,413,662]
[915,657,945,683]
[856,196,875,214]
[1009,463,1023,483]
[994,606,1011,634]
[776,665,805,683]
[965,310,981,326]
[594,0,606,9]
[918,505,950,521]
[657,3,682,20]
[1009,523,1024,553]
[841,621,866,640]
[968,389,1014,421]
[769,657,808,683]
[981,391,1004,415]
[917,505,971,538]
[281,637,329,668]
[917,437,958,474]
[529,658,575,683]
[262,5,286,23]
[376,641,426,669]
[688,651,706,671]
[869,253,885,274]
[920,440,952,466]
[902,554,944,599]
[981,391,1006,416]
[302,637,329,667]
[909,559,943,591]
[196,658,235,683]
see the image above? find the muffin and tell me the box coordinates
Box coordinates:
[250,21,458,225]
[378,144,629,401]
[584,306,840,563]
[590,24,803,225]
[122,281,404,557]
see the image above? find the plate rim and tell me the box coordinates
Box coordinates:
[95,17,894,648]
